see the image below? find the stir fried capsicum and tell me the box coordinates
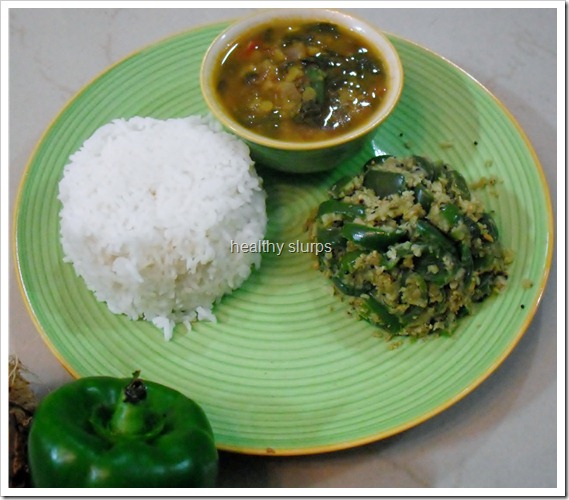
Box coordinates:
[28,371,218,488]
[312,155,510,337]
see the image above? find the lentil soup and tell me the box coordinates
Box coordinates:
[213,21,389,142]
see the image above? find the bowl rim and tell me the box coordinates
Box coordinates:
[200,8,404,151]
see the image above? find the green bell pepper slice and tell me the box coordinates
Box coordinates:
[415,220,457,255]
[331,251,374,296]
[317,199,365,219]
[363,154,394,170]
[439,205,483,244]
[400,305,430,327]
[459,243,474,286]
[445,169,471,200]
[28,372,218,488]
[412,155,441,180]
[479,213,500,240]
[329,175,354,197]
[439,203,462,225]
[341,222,407,251]
[472,272,496,301]
[363,169,407,198]
[339,250,367,274]
[380,242,419,270]
[365,297,402,333]
[316,226,346,249]
[439,203,470,241]
[332,275,371,297]
[463,215,482,240]
[414,186,435,212]
[414,249,457,286]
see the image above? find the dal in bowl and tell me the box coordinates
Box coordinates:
[201,9,404,173]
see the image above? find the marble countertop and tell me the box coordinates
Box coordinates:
[8,6,558,490]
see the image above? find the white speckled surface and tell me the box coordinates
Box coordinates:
[8,6,558,490]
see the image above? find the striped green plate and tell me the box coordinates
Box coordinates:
[15,23,553,455]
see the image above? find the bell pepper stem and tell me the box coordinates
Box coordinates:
[109,371,154,437]
[123,370,147,404]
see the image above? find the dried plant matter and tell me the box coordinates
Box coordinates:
[9,356,37,488]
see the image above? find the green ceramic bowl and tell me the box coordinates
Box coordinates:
[200,9,404,173]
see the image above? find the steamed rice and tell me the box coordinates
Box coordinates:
[58,115,267,340]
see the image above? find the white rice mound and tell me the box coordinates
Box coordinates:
[58,115,267,340]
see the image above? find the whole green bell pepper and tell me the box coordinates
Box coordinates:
[28,371,218,488]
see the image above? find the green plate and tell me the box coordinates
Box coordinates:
[15,22,553,455]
